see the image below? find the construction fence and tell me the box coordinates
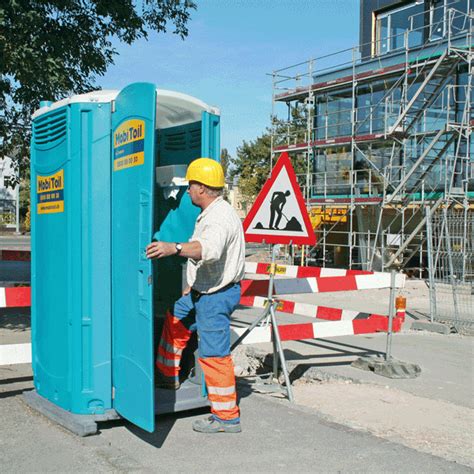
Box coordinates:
[427,206,474,333]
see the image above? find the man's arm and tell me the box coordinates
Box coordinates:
[146,240,202,260]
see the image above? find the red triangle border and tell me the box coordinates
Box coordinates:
[242,152,316,245]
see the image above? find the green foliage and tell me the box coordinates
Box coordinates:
[231,105,309,200]
[0,0,196,185]
[231,132,272,200]
[220,147,231,179]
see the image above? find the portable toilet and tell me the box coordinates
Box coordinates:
[27,82,220,435]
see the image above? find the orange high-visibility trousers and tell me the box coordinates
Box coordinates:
[155,311,192,380]
[155,284,241,422]
[199,355,239,421]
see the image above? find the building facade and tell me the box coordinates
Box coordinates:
[271,0,473,282]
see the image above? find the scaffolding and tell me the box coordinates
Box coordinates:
[270,4,473,281]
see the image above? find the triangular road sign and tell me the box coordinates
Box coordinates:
[243,153,316,245]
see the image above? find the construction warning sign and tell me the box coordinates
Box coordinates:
[243,153,316,245]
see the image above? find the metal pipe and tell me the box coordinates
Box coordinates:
[385,270,396,361]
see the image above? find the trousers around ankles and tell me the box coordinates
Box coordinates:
[155,283,241,422]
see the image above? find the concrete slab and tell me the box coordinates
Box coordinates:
[351,355,421,379]
[412,320,451,334]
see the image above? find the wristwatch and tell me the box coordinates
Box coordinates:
[175,243,183,255]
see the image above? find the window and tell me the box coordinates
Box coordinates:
[375,0,470,55]
[376,2,424,55]
[315,90,353,140]
[431,0,470,40]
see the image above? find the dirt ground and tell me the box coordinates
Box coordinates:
[292,379,474,468]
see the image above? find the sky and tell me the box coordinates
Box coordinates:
[98,0,360,157]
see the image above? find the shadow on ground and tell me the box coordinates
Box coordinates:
[0,307,31,331]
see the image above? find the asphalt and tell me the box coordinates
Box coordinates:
[0,363,470,473]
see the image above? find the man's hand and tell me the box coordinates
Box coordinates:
[182,285,191,296]
[146,240,202,261]
[146,241,176,260]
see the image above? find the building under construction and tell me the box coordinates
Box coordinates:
[271,0,473,327]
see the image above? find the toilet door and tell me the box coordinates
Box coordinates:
[111,82,156,432]
[201,111,220,160]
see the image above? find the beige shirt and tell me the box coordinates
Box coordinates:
[187,197,245,294]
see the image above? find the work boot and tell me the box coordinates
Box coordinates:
[155,371,180,390]
[192,416,241,433]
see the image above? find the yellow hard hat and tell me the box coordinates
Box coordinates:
[186,158,225,188]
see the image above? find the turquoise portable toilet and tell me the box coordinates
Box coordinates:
[27,83,221,435]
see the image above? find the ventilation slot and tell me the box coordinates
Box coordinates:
[34,109,67,145]
[188,127,201,150]
[164,132,187,151]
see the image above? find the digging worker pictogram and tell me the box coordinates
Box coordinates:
[269,190,291,229]
[146,158,245,434]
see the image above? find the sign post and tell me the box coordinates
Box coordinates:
[234,153,316,402]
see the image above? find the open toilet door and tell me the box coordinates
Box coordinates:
[111,83,156,432]
[201,111,220,160]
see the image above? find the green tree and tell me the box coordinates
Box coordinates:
[220,147,231,179]
[1,0,196,185]
[231,106,308,200]
[231,132,272,199]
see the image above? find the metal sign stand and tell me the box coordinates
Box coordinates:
[231,244,295,402]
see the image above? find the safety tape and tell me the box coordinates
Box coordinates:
[230,315,402,345]
[0,250,31,262]
[245,261,375,278]
[0,343,31,366]
[241,272,405,297]
[0,287,31,308]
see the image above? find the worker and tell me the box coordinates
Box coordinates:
[269,190,291,229]
[146,157,245,434]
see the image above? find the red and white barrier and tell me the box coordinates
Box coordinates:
[245,262,374,278]
[0,286,32,366]
[231,314,402,345]
[0,287,31,308]
[0,343,31,366]
[240,295,386,321]
[0,250,31,261]
[241,272,405,297]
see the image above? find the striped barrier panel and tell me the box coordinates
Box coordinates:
[230,315,402,345]
[245,261,374,278]
[0,343,31,366]
[241,272,405,297]
[0,250,31,261]
[0,287,31,308]
[0,286,32,366]
[2,315,401,366]
[240,295,406,322]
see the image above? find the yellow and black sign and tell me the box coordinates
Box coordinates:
[37,169,64,214]
[309,206,348,228]
[265,264,288,275]
[113,119,145,171]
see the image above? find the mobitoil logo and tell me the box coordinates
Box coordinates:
[113,119,145,171]
[37,169,65,214]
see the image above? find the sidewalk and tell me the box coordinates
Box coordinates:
[231,280,474,467]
